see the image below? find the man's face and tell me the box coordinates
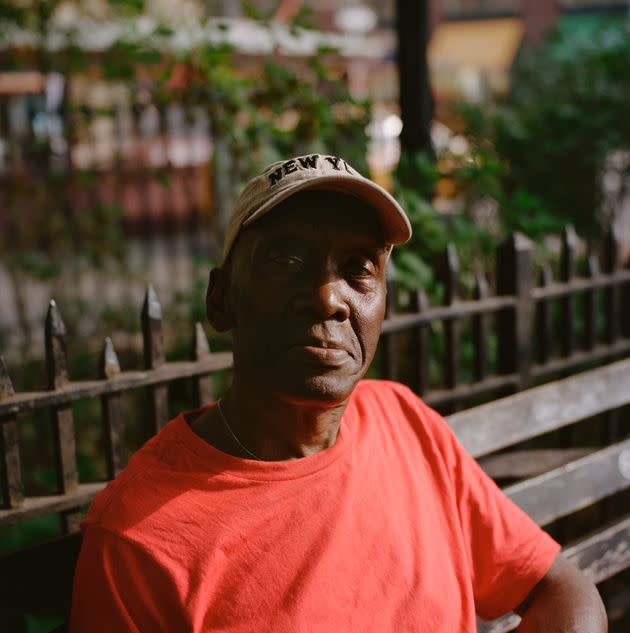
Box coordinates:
[220,190,389,405]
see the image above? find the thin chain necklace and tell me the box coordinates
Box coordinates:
[216,398,262,461]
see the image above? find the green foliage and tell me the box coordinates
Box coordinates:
[1,1,370,358]
[391,151,495,294]
[2,0,369,273]
[456,19,630,240]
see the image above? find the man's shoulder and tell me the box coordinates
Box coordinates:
[82,416,186,537]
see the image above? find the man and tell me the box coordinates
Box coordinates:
[71,154,606,632]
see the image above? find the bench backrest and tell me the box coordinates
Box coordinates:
[449,358,630,632]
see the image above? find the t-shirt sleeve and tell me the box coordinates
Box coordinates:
[70,524,182,633]
[397,385,561,621]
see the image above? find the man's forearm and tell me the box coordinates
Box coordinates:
[516,555,607,633]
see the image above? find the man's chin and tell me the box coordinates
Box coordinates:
[275,372,362,405]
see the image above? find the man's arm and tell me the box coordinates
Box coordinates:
[515,554,607,632]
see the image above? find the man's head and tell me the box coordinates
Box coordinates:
[207,154,411,406]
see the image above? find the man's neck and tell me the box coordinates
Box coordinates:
[190,381,350,461]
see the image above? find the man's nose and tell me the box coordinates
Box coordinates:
[294,277,350,321]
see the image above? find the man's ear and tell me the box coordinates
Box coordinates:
[206,268,232,332]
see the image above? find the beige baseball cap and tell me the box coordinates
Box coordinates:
[222,153,412,261]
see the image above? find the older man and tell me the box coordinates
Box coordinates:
[70,155,606,632]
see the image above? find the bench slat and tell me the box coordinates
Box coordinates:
[448,357,630,458]
[504,438,630,526]
[478,514,630,633]
[564,513,630,584]
[479,448,594,480]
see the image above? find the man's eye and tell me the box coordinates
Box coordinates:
[346,257,375,277]
[271,255,303,266]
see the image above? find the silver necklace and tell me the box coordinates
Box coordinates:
[216,398,262,461]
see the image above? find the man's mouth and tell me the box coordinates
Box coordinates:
[287,338,353,365]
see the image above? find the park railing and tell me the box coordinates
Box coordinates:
[1,227,629,534]
[380,227,630,411]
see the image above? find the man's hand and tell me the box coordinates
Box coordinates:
[515,554,607,632]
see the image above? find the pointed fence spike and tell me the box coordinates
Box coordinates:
[45,299,69,389]
[441,243,459,305]
[414,288,429,311]
[496,232,534,387]
[445,242,459,270]
[101,337,121,379]
[561,225,578,248]
[143,284,162,322]
[603,225,619,272]
[561,225,578,280]
[587,254,599,277]
[0,356,15,401]
[194,323,210,359]
[410,288,429,395]
[0,354,24,507]
[193,323,214,406]
[540,264,553,285]
[385,278,397,317]
[584,254,599,351]
[474,273,489,299]
[142,284,164,369]
[46,299,67,338]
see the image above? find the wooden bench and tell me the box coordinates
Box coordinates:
[1,358,629,632]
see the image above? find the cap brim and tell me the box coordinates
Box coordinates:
[242,173,412,246]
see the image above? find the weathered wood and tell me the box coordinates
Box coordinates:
[100,338,125,479]
[0,357,24,508]
[448,358,630,458]
[564,514,630,584]
[441,244,459,391]
[45,302,79,519]
[380,277,399,380]
[380,295,515,334]
[0,482,106,527]
[479,448,593,480]
[603,226,620,344]
[584,255,599,351]
[497,233,534,389]
[0,353,234,417]
[142,285,169,432]
[410,289,429,395]
[193,323,214,407]
[473,274,489,381]
[560,226,577,357]
[504,438,630,526]
[536,265,553,364]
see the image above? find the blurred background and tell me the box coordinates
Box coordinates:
[1,3,630,631]
[1,0,629,368]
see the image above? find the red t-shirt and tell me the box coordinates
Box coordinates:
[70,380,559,632]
